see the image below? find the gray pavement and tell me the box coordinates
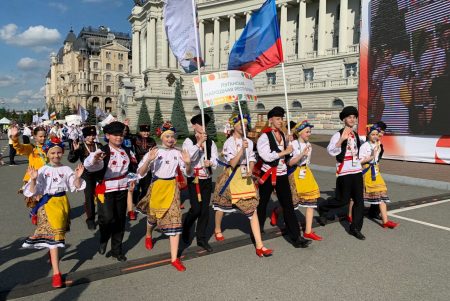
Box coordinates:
[1,137,449,300]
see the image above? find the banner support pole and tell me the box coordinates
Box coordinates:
[281,62,291,136]
[237,100,250,174]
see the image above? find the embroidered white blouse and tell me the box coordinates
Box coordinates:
[222,137,256,164]
[138,147,186,179]
[182,138,218,179]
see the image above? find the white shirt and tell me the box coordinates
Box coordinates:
[359,141,380,164]
[222,136,256,165]
[23,165,86,197]
[182,138,218,179]
[23,127,32,137]
[291,140,312,166]
[138,147,186,179]
[327,131,362,177]
[257,131,287,176]
[84,145,134,192]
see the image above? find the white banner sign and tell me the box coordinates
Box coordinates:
[65,115,82,126]
[193,70,257,108]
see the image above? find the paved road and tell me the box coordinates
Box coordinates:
[1,138,449,300]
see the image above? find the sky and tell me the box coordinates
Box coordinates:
[0,0,135,111]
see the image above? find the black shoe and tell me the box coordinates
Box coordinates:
[86,220,96,231]
[106,251,127,262]
[292,236,311,248]
[98,243,107,255]
[197,240,213,252]
[316,206,328,226]
[368,214,381,220]
[349,228,366,240]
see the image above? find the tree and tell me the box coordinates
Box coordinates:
[60,100,72,118]
[151,97,163,135]
[204,107,217,141]
[170,80,189,139]
[137,100,152,132]
[232,101,251,127]
[85,103,97,125]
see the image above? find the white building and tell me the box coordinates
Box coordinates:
[122,0,361,133]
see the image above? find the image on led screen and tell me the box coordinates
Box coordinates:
[368,0,449,135]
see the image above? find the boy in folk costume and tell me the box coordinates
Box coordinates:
[212,114,273,257]
[256,106,311,249]
[22,137,85,288]
[68,126,103,230]
[84,121,138,262]
[182,114,218,252]
[318,106,366,240]
[136,122,192,271]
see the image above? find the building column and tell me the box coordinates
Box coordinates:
[338,0,348,53]
[213,17,220,69]
[279,3,288,58]
[297,0,306,58]
[229,14,236,49]
[160,17,168,68]
[132,29,140,75]
[147,16,156,67]
[245,11,252,24]
[317,0,326,56]
[199,19,205,58]
[140,29,146,72]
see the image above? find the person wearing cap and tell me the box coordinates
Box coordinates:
[181,113,218,252]
[68,126,103,230]
[256,106,311,249]
[212,114,273,257]
[136,121,192,271]
[131,124,157,220]
[22,137,85,288]
[84,121,138,261]
[318,106,366,240]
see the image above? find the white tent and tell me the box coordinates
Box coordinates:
[0,117,11,125]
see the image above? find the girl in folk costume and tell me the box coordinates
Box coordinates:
[287,120,323,241]
[136,122,192,272]
[22,137,85,288]
[359,124,398,229]
[10,126,48,214]
[212,114,273,257]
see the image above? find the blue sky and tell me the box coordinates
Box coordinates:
[0,0,134,111]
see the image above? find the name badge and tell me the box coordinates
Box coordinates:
[298,167,307,179]
[240,165,248,177]
[352,155,358,167]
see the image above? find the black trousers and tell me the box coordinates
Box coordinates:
[257,175,300,242]
[82,173,97,222]
[133,172,152,205]
[183,177,212,242]
[22,135,30,144]
[321,173,364,231]
[9,144,16,164]
[97,190,127,255]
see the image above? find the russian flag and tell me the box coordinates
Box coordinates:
[228,0,283,77]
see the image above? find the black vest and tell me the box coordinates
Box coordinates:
[335,128,361,163]
[94,144,137,182]
[188,136,213,173]
[262,131,287,167]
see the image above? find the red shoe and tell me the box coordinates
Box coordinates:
[31,215,38,225]
[214,232,225,241]
[145,236,153,250]
[304,232,323,241]
[383,220,399,229]
[128,211,136,220]
[52,273,63,288]
[171,258,186,272]
[270,208,279,226]
[347,216,352,223]
[256,247,273,257]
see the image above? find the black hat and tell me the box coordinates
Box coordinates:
[339,106,359,121]
[190,113,210,125]
[267,106,285,119]
[103,121,125,135]
[82,126,97,137]
[375,121,387,131]
[289,121,297,130]
[139,124,150,132]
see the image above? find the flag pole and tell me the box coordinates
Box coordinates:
[281,62,291,136]
[190,0,208,161]
[237,100,250,175]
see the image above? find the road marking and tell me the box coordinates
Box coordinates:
[389,199,450,214]
[388,213,450,232]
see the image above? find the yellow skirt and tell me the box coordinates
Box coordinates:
[363,164,387,193]
[289,166,320,208]
[22,195,70,249]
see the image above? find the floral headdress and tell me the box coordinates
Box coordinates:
[156,121,176,137]
[42,136,65,153]
[292,120,314,133]
[366,124,381,135]
[229,113,251,127]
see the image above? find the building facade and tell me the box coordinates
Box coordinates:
[45,26,132,114]
[123,0,361,133]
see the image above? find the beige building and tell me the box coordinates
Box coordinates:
[45,26,132,114]
[122,0,361,133]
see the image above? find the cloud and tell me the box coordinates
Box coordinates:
[82,0,122,6]
[17,90,34,97]
[0,75,19,87]
[49,2,68,13]
[0,23,61,52]
[1,86,46,109]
